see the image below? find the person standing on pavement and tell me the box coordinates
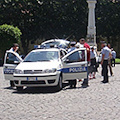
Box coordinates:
[111,48,116,67]
[9,43,19,87]
[79,38,90,62]
[79,38,90,87]
[101,41,111,83]
[107,44,113,76]
[89,47,97,79]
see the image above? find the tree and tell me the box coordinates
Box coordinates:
[0,0,87,54]
[96,0,120,45]
[0,24,22,56]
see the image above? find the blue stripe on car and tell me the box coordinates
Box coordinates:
[58,66,87,73]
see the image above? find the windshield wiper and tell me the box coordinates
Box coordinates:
[24,60,33,62]
[37,60,50,61]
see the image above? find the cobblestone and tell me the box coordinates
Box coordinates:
[0,65,120,120]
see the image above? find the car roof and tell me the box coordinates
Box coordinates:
[41,39,70,44]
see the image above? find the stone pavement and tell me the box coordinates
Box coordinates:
[0,65,120,120]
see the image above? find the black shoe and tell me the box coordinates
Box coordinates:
[101,80,108,83]
[81,83,89,88]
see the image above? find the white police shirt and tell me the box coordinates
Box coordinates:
[101,46,110,60]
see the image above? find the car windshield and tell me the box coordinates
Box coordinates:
[24,51,59,62]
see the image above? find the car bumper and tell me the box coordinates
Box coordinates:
[13,74,60,87]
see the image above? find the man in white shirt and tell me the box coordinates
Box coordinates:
[111,48,116,67]
[10,43,19,52]
[101,42,111,83]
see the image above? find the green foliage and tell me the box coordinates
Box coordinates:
[115,58,120,63]
[0,24,22,52]
[96,0,120,44]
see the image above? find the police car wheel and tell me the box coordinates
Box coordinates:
[10,81,15,87]
[17,87,23,91]
[56,76,62,91]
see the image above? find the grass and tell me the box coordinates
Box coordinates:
[115,58,120,63]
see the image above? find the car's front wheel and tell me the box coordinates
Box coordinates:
[56,76,62,91]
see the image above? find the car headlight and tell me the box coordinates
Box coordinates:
[14,69,24,74]
[43,68,57,73]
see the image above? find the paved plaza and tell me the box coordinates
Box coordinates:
[0,65,120,120]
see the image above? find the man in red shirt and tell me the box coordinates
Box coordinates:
[79,38,90,62]
[79,38,90,87]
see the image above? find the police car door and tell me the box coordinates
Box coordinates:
[62,48,87,81]
[3,51,23,80]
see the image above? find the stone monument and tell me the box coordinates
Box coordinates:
[87,0,97,46]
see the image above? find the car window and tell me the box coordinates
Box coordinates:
[67,50,85,63]
[6,53,19,64]
[24,51,59,62]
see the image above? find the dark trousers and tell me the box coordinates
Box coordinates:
[82,63,89,87]
[111,58,115,67]
[108,59,113,76]
[102,60,108,82]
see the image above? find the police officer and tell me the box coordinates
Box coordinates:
[101,41,110,83]
[68,41,76,53]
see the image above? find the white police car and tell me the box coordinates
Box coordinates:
[3,48,87,91]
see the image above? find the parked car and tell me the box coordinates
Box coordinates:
[41,39,70,49]
[3,48,88,91]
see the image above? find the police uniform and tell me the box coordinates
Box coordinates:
[68,47,76,53]
[101,46,110,83]
[68,42,76,53]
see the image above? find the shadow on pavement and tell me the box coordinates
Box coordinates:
[13,87,59,94]
[12,83,69,94]
[4,82,90,94]
[4,86,16,90]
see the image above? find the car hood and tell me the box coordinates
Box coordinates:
[16,61,60,70]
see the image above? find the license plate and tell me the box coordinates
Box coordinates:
[27,77,37,81]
